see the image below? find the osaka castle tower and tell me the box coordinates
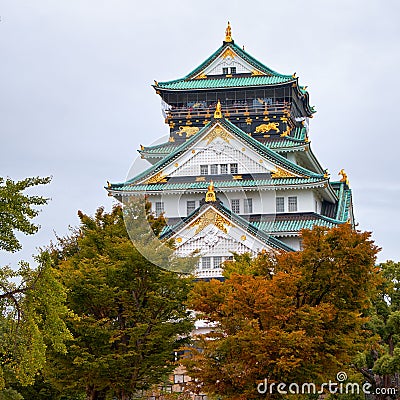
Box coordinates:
[107,23,354,278]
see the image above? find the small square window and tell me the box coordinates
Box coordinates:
[210,164,218,175]
[230,163,238,174]
[244,198,253,213]
[230,67,236,74]
[222,67,229,74]
[155,201,164,217]
[220,164,228,174]
[200,165,209,175]
[187,200,196,215]
[213,256,222,269]
[231,199,240,213]
[276,197,285,213]
[174,374,184,384]
[202,257,211,269]
[288,196,297,212]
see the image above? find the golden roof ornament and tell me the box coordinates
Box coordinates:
[338,169,349,186]
[214,100,223,119]
[205,180,216,202]
[225,21,232,42]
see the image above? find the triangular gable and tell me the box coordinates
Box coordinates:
[197,46,263,77]
[109,119,324,189]
[161,202,294,253]
[166,204,292,256]
[182,42,293,81]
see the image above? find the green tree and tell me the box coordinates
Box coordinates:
[0,176,71,391]
[0,176,51,252]
[352,260,400,399]
[183,224,380,399]
[46,203,196,400]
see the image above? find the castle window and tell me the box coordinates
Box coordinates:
[210,164,219,174]
[155,201,164,217]
[202,257,211,269]
[231,199,240,213]
[220,164,228,174]
[200,165,209,175]
[288,196,298,212]
[230,67,236,74]
[174,374,185,384]
[244,198,253,213]
[213,256,222,268]
[222,67,229,74]
[230,163,238,174]
[187,200,196,215]
[276,197,285,213]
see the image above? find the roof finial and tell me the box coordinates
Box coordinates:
[205,180,216,202]
[214,100,223,119]
[225,21,232,42]
[338,169,349,186]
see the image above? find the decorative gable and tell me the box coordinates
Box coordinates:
[172,206,274,258]
[196,46,264,77]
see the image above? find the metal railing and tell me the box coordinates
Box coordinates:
[166,102,290,120]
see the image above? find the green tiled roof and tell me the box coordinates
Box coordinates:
[156,75,293,91]
[110,177,325,193]
[253,216,340,234]
[154,42,294,91]
[110,119,324,189]
[140,127,307,157]
[140,143,179,155]
[332,182,352,222]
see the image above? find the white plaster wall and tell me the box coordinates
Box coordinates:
[279,236,301,251]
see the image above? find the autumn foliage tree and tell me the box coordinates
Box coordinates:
[184,224,380,399]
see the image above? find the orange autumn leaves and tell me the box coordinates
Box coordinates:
[184,225,381,399]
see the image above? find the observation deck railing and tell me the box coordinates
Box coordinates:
[166,102,290,120]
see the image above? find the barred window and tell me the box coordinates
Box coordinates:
[222,67,229,74]
[213,256,223,268]
[210,164,219,174]
[231,199,240,213]
[220,164,228,174]
[202,257,211,269]
[200,165,209,175]
[288,196,298,212]
[155,201,164,217]
[230,163,238,174]
[187,200,196,215]
[276,197,285,213]
[244,198,253,213]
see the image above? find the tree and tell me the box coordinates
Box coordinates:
[0,176,51,252]
[351,260,400,399]
[183,224,380,399]
[0,176,71,391]
[46,203,196,400]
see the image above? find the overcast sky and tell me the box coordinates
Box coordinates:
[1,0,399,267]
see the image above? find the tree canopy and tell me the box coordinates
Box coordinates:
[46,203,196,400]
[0,176,71,392]
[183,224,381,399]
[0,176,51,253]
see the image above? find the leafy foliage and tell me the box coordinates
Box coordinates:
[46,203,196,400]
[0,176,71,392]
[183,224,380,399]
[0,176,51,252]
